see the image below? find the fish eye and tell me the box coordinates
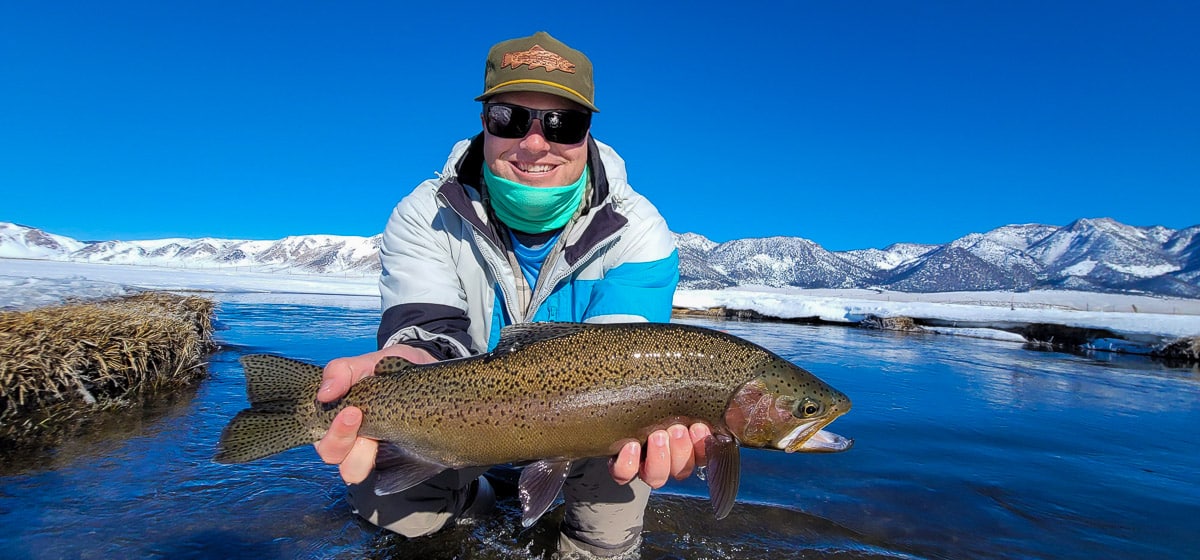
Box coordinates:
[794,398,822,418]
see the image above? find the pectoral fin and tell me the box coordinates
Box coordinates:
[372,443,449,495]
[704,433,741,520]
[518,459,572,527]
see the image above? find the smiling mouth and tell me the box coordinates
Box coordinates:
[514,162,556,174]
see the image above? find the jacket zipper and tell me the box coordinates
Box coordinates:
[435,191,524,324]
[438,189,630,323]
[527,222,628,316]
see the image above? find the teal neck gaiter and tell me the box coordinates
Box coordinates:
[483,164,588,234]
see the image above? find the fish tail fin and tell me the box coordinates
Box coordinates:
[240,354,325,405]
[214,354,325,464]
[215,409,314,463]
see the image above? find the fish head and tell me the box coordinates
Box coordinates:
[724,357,852,453]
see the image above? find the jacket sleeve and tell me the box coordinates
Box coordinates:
[583,192,680,324]
[376,183,473,359]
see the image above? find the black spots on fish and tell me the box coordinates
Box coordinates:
[747,357,852,423]
[438,402,502,435]
[513,410,532,427]
[359,323,844,459]
[240,354,325,405]
[374,356,420,376]
[216,409,314,463]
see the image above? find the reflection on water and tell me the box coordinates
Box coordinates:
[1,303,1198,559]
[0,383,202,478]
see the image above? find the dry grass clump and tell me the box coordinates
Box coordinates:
[0,292,215,445]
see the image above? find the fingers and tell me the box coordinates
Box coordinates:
[314,347,438,484]
[315,406,363,464]
[640,430,671,489]
[610,423,714,488]
[319,357,369,403]
[668,424,695,480]
[609,441,641,485]
[319,346,437,404]
[645,424,704,486]
[340,437,378,485]
[314,406,379,484]
[689,422,712,466]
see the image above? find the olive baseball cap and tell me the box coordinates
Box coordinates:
[475,31,599,112]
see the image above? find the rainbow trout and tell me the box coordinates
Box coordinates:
[215,322,851,525]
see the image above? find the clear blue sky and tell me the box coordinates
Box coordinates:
[2,1,1197,251]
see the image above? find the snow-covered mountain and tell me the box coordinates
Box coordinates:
[676,218,1200,298]
[838,243,938,273]
[0,223,87,259]
[3,219,1198,298]
[673,232,729,290]
[702,237,875,289]
[1027,218,1179,281]
[1168,226,1200,284]
[0,222,382,274]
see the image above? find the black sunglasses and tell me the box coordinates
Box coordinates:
[483,102,592,144]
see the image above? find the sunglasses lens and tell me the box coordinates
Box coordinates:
[542,110,590,144]
[485,104,531,139]
[485,103,591,144]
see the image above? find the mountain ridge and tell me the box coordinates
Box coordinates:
[2,219,1197,298]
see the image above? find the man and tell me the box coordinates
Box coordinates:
[314,31,710,557]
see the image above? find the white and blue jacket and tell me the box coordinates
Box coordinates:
[376,134,680,359]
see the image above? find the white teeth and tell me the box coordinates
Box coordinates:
[517,163,554,173]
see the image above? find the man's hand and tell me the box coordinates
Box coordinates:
[313,345,436,484]
[610,423,712,488]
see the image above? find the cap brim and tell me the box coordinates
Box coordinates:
[475,82,599,113]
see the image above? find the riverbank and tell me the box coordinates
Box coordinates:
[4,257,1199,361]
[0,292,215,447]
[672,286,1200,360]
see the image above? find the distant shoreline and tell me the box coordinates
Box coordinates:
[3,257,1198,360]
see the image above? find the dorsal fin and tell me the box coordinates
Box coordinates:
[493,322,593,354]
[374,356,418,376]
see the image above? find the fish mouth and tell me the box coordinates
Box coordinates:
[792,429,853,452]
[778,419,853,453]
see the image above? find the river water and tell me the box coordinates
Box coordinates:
[2,298,1198,559]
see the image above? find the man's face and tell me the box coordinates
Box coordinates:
[482,91,589,188]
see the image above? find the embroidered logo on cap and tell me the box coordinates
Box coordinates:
[501,45,577,73]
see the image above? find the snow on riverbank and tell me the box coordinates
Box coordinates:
[3,258,1198,347]
[673,286,1200,340]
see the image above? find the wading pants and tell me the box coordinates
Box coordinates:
[347,457,651,558]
